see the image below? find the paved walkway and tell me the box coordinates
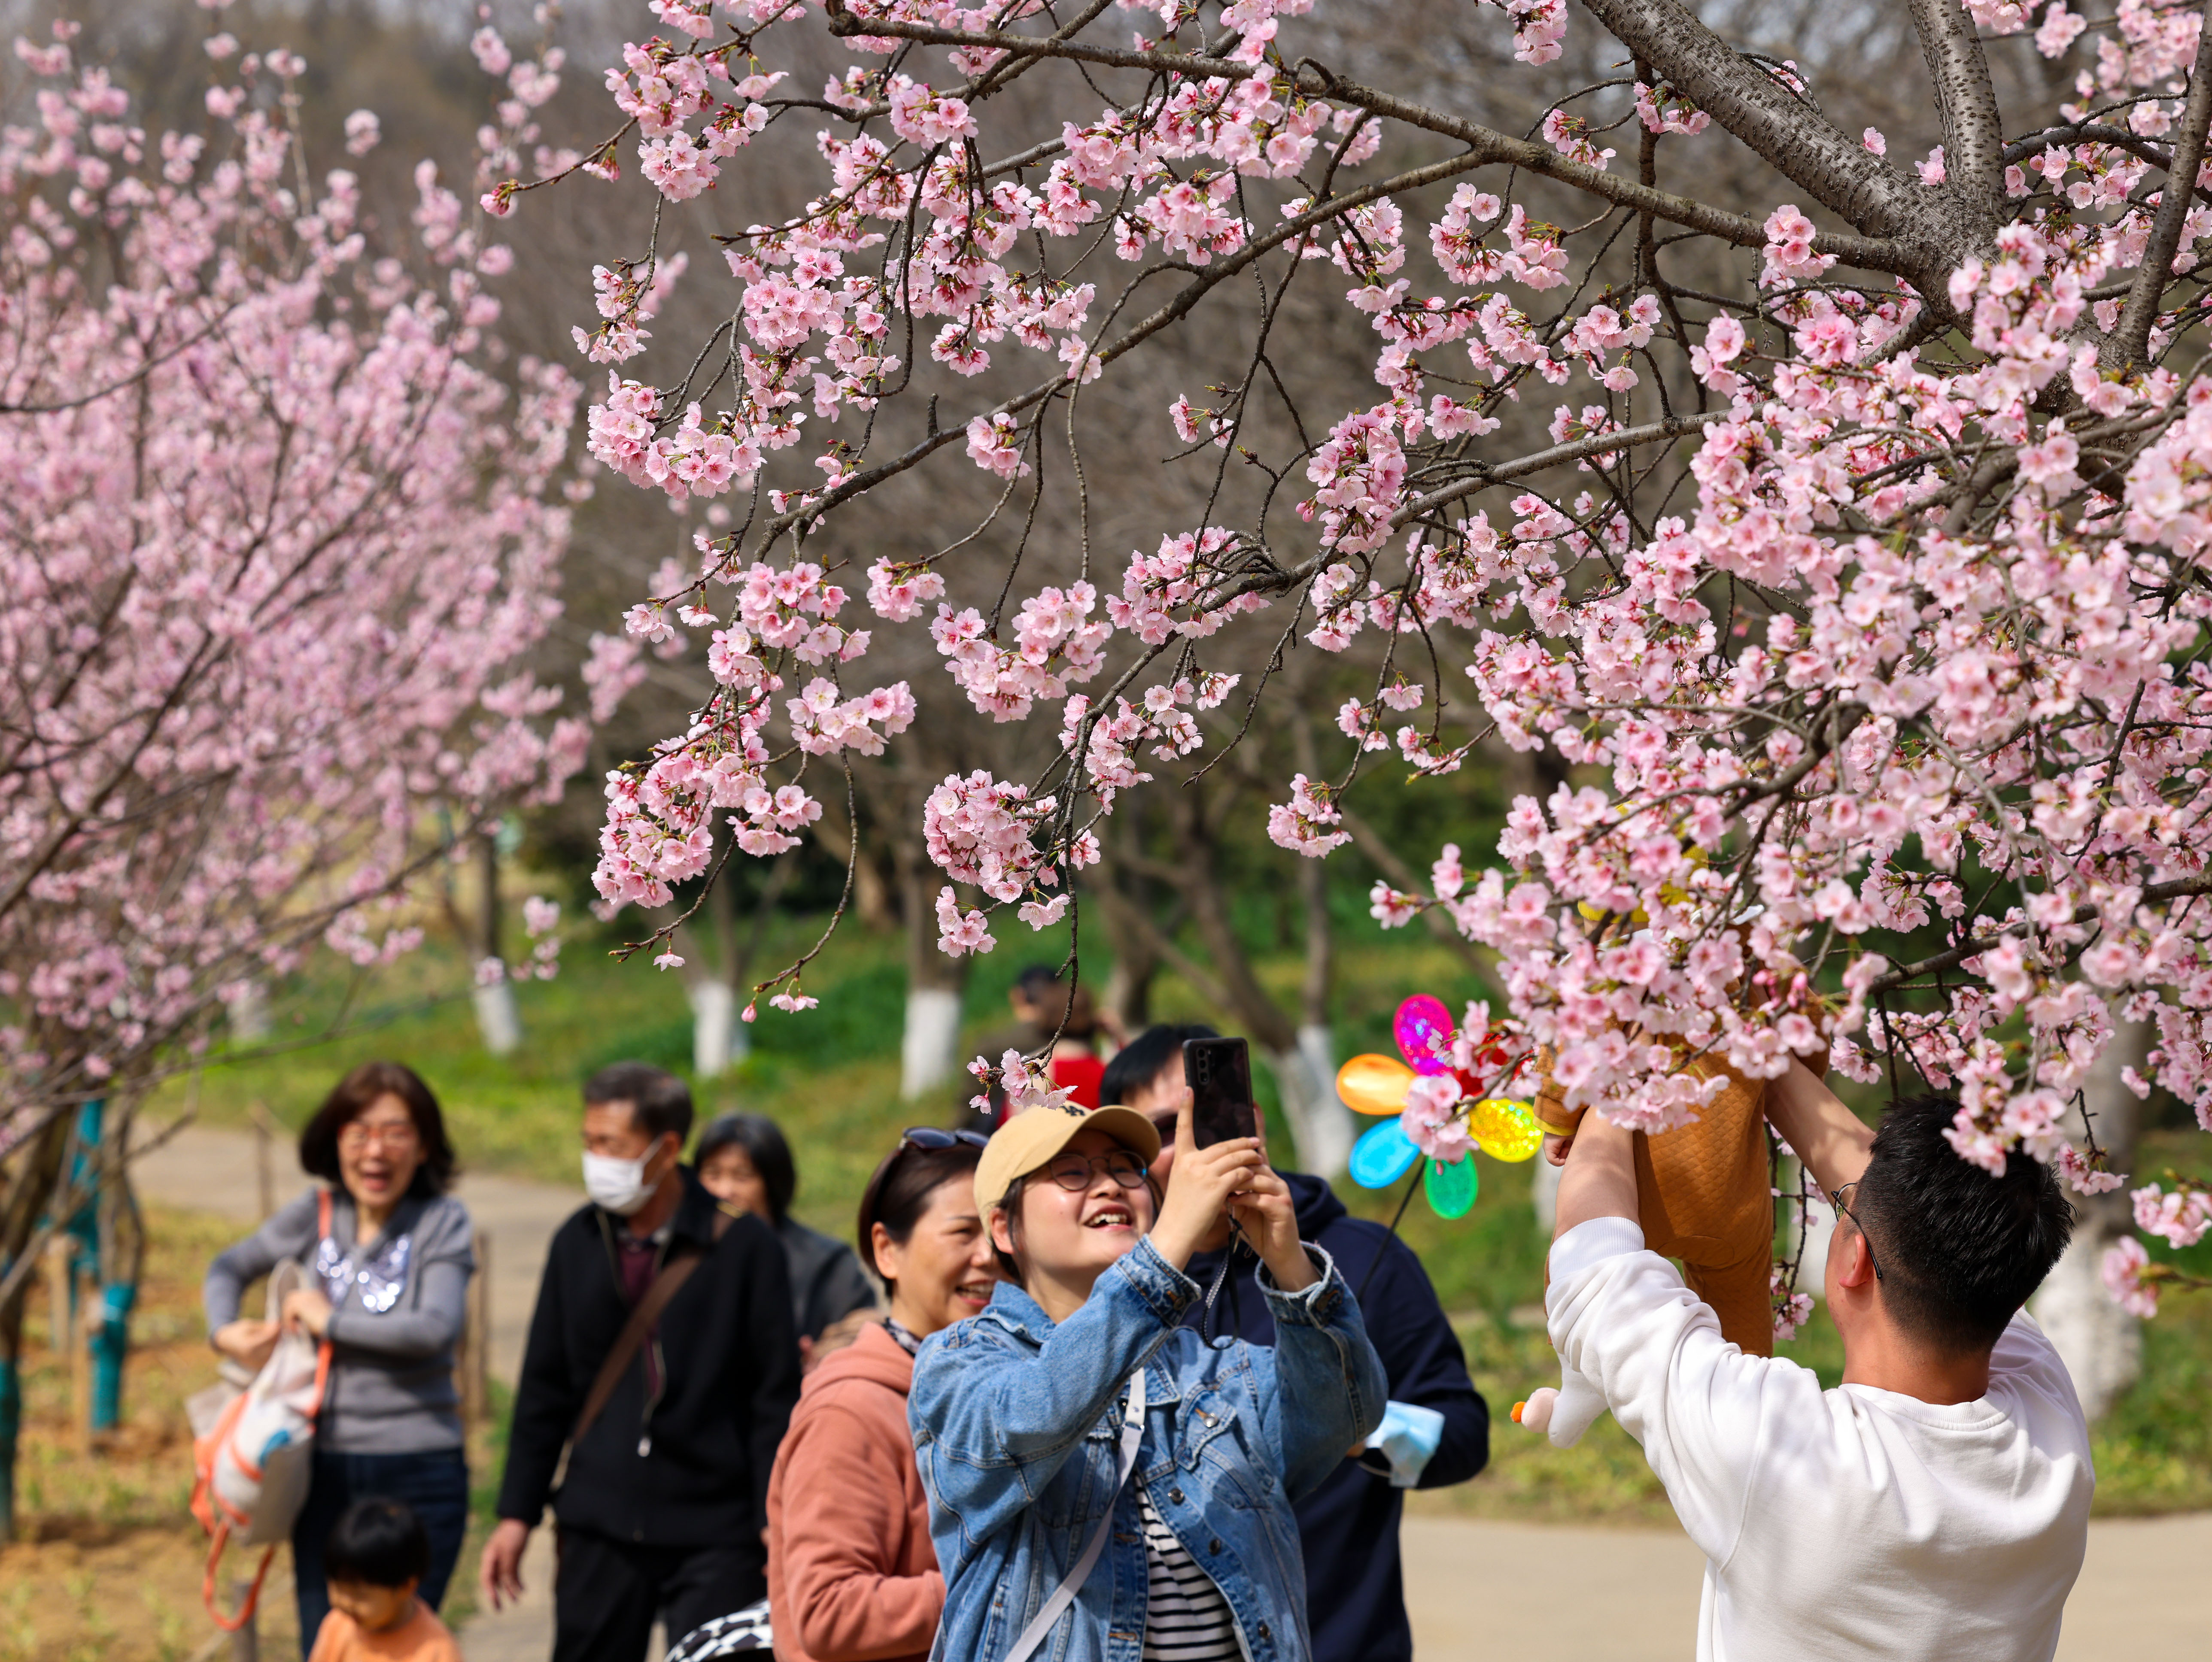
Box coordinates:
[137,1120,2210,1662]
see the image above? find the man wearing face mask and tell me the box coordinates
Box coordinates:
[480,1063,800,1662]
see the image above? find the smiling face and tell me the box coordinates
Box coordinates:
[336,1092,423,1219]
[991,1127,1157,1301]
[875,1174,1002,1338]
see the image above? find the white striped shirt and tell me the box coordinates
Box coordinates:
[1138,1483,1243,1662]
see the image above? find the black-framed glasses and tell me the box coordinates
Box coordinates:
[1826,1180,1885,1283]
[899,1126,989,1153]
[1041,1149,1150,1192]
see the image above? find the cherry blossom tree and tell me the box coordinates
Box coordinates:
[505,0,2212,1330]
[0,17,586,1521]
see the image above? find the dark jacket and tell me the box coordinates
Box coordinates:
[775,1215,878,1342]
[1180,1171,1489,1662]
[496,1167,801,1547]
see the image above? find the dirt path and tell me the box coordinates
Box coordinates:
[136,1121,2209,1662]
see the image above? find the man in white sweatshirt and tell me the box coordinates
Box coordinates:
[1543,1061,2092,1661]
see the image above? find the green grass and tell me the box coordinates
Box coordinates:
[145,917,2212,1523]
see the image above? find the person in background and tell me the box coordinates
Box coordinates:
[479,1063,800,1662]
[970,967,1122,1126]
[762,1127,998,1662]
[205,1061,474,1658]
[1100,1024,1491,1662]
[913,1101,1385,1662]
[307,1497,461,1662]
[696,1111,878,1365]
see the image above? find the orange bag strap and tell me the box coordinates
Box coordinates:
[201,1524,278,1632]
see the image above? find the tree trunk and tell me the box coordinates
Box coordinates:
[2030,1018,2151,1420]
[689,979,744,1077]
[1096,856,1161,1036]
[1288,828,1354,1178]
[0,1109,72,1537]
[897,849,969,1100]
[471,833,521,1056]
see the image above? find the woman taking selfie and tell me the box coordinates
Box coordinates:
[763,1128,998,1662]
[203,1061,474,1656]
[910,1098,1384,1662]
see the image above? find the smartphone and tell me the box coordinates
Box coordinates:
[1182,1037,1258,1147]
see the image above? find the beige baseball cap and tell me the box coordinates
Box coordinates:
[974,1102,1163,1216]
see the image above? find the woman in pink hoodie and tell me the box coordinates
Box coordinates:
[766,1130,1001,1662]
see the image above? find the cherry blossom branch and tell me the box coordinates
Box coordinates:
[2111,14,2212,368]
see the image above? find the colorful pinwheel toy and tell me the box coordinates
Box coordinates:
[1334,995,1544,1218]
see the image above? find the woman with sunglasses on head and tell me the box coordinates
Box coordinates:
[909,1099,1385,1662]
[759,1128,999,1662]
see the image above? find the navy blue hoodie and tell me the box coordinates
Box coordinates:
[1180,1172,1488,1662]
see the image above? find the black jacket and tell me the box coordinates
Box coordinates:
[495,1168,800,1547]
[1181,1171,1489,1662]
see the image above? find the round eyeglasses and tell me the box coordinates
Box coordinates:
[1041,1149,1151,1192]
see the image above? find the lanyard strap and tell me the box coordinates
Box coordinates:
[1002,1368,1149,1662]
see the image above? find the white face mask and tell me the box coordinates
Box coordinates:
[583,1146,664,1216]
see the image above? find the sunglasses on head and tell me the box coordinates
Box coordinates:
[899,1126,990,1153]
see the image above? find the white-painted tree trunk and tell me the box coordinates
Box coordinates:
[1264,1028,1354,1179]
[472,978,523,1057]
[689,980,745,1078]
[223,979,271,1043]
[2030,1018,2151,1420]
[901,986,966,1101]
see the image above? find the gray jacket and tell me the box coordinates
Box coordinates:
[204,1186,474,1453]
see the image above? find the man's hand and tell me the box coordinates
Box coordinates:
[211,1319,278,1371]
[1550,1108,1639,1242]
[479,1519,532,1611]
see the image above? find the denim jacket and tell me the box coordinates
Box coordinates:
[908,1235,1386,1662]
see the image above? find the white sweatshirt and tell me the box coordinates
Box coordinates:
[1547,1217,2094,1662]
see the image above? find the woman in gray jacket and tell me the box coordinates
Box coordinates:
[204,1061,474,1656]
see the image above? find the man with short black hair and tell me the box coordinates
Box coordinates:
[1104,1022,1489,1662]
[1543,1061,2092,1660]
[479,1063,799,1662]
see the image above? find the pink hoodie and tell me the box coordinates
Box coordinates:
[766,1321,940,1662]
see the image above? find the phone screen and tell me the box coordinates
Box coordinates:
[1182,1037,1258,1147]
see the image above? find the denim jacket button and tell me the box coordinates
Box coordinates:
[1257,1621,1271,1642]
[1167,1486,1185,1505]
[1208,1538,1222,1554]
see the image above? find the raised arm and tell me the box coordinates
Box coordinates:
[1764,1058,1875,1197]
[910,1239,1194,1551]
[1552,1107,1642,1241]
[1254,1247,1387,1501]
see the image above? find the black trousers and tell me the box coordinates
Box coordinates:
[291,1447,468,1659]
[552,1527,766,1662]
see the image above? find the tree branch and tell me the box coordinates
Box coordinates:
[1391,412,1724,528]
[821,5,1917,276]
[1866,872,2212,995]
[1901,0,2006,210]
[2111,15,2212,369]
[1576,0,1969,266]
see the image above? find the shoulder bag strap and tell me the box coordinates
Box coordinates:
[1002,1367,1148,1662]
[562,1208,736,1472]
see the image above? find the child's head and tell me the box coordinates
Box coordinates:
[1841,1093,2076,1354]
[324,1497,428,1632]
